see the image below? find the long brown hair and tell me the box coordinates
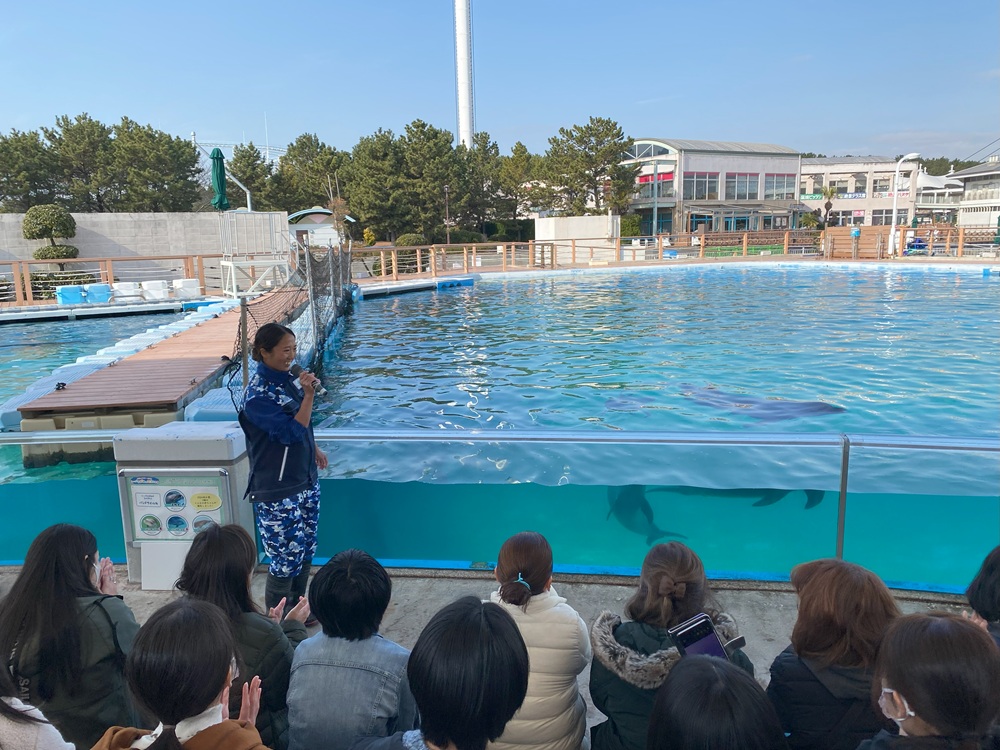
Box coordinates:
[495,532,553,611]
[625,542,711,629]
[175,523,259,621]
[790,558,900,669]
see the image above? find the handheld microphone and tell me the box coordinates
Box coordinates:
[289,364,328,397]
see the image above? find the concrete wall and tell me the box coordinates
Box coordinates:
[0,211,289,261]
[535,214,619,241]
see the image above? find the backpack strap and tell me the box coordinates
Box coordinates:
[92,596,126,669]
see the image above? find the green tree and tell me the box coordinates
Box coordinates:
[23,203,76,245]
[227,142,274,210]
[107,117,201,211]
[457,131,501,236]
[497,141,538,220]
[820,185,838,226]
[267,134,349,212]
[799,152,828,158]
[541,116,639,215]
[399,120,461,240]
[921,157,979,176]
[0,130,60,211]
[342,129,413,241]
[42,114,115,212]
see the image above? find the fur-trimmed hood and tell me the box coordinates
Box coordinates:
[590,610,741,691]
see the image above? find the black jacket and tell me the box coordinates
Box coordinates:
[228,611,307,750]
[858,730,1000,750]
[767,645,894,750]
[240,363,318,504]
[589,611,754,750]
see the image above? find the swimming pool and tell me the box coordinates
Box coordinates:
[309,264,999,591]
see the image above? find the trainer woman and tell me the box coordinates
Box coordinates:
[239,322,327,613]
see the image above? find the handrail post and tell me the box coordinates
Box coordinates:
[742,233,749,257]
[379,249,387,279]
[571,239,577,264]
[12,262,25,305]
[699,234,706,258]
[836,434,851,559]
[783,231,790,254]
[502,244,508,272]
[957,227,965,257]
[551,241,558,268]
[391,248,399,281]
[23,264,34,304]
[463,246,469,273]
[430,247,437,278]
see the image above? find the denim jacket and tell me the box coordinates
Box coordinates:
[287,633,418,750]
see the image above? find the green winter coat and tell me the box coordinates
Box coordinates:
[12,594,142,750]
[588,611,754,750]
[229,611,307,750]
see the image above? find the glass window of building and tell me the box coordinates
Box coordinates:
[853,174,867,193]
[764,174,797,200]
[812,175,824,190]
[724,173,759,200]
[873,177,891,192]
[829,210,863,226]
[829,179,849,194]
[683,173,719,200]
[872,209,908,225]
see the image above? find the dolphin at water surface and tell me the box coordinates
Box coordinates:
[607,485,686,545]
[681,385,845,422]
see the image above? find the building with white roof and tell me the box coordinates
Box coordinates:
[950,156,1000,228]
[799,156,922,227]
[623,138,806,234]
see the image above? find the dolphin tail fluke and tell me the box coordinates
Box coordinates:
[804,490,825,509]
[752,489,790,507]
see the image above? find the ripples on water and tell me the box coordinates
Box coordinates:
[319,266,1000,439]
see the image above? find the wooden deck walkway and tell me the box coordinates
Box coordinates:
[18,309,241,419]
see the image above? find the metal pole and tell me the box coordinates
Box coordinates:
[444,185,451,244]
[836,435,850,559]
[889,152,919,255]
[652,161,659,238]
[239,298,249,388]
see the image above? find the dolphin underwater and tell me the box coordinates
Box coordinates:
[607,485,687,545]
[652,485,826,509]
[681,385,846,422]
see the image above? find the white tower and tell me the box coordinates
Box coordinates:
[454,0,475,148]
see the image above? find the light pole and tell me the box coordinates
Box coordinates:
[444,184,451,244]
[889,152,920,255]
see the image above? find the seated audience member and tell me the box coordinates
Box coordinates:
[857,613,1000,750]
[488,531,590,750]
[287,549,417,750]
[767,559,900,750]
[0,655,72,749]
[589,542,753,750]
[350,596,529,750]
[92,598,264,750]
[647,655,787,750]
[965,544,1000,647]
[176,523,308,750]
[0,524,142,750]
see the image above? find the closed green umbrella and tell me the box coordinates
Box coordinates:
[210,148,230,211]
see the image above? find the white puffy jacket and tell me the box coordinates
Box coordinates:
[488,586,591,750]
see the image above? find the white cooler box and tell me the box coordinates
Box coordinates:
[141,280,170,301]
[172,278,202,299]
[112,282,143,303]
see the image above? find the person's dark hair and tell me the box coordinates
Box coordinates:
[966,544,1000,623]
[647,655,787,750]
[309,549,391,640]
[874,613,1000,737]
[790,558,900,669]
[625,542,713,629]
[251,322,294,362]
[408,596,529,750]
[495,531,553,611]
[0,524,100,701]
[0,654,44,725]
[126,599,236,750]
[175,523,259,621]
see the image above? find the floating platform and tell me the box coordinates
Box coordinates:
[0,298,224,324]
[357,277,474,299]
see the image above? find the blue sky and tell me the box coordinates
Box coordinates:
[2,0,997,161]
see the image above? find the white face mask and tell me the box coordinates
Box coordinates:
[879,687,916,735]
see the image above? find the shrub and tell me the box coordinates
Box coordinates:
[363,227,376,246]
[447,229,486,244]
[394,233,428,247]
[32,244,79,262]
[620,213,641,237]
[23,204,76,245]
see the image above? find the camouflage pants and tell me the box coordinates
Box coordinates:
[254,482,321,577]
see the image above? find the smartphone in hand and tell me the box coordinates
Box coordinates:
[667,613,728,659]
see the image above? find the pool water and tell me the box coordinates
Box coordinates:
[319,265,1000,438]
[310,265,1000,591]
[0,313,185,404]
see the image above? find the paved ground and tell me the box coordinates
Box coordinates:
[0,567,966,728]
